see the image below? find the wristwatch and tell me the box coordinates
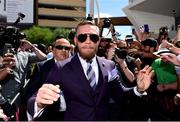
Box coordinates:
[0,63,4,68]
[121,65,128,71]
[167,43,173,50]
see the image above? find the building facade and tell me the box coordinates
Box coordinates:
[36,0,86,28]
[123,0,180,38]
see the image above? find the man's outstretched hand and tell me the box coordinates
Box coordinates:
[136,65,154,92]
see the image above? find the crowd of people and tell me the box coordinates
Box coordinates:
[1,18,180,121]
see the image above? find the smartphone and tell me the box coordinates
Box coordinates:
[3,43,12,56]
[144,24,149,33]
[132,28,135,34]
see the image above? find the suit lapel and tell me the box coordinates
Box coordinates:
[69,55,109,100]
[97,57,108,83]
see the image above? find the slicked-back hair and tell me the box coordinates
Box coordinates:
[75,20,99,33]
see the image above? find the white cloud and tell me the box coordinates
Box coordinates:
[94,13,113,18]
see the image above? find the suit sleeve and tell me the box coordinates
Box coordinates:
[27,93,36,117]
[25,63,42,103]
[26,62,62,118]
[45,62,62,85]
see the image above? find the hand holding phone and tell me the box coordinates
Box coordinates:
[2,53,16,69]
[3,43,13,56]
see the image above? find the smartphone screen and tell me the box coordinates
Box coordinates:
[144,24,149,33]
[3,43,12,56]
[132,28,135,34]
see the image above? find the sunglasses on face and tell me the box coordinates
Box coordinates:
[54,45,71,51]
[77,33,100,43]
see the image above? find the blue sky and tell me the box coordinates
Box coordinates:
[86,0,132,39]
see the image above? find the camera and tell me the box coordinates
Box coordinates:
[159,26,168,35]
[99,18,113,37]
[0,13,26,56]
[115,48,127,59]
[0,26,25,54]
[102,18,111,28]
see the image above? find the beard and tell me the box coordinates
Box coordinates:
[79,50,96,60]
[78,47,97,60]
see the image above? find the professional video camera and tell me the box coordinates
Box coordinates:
[0,13,26,56]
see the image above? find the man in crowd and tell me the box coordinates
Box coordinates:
[27,20,153,121]
[26,37,71,120]
[0,39,47,121]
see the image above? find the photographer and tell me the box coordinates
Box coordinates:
[114,53,136,84]
[0,39,47,121]
[102,37,139,120]
[105,40,136,84]
[98,18,143,120]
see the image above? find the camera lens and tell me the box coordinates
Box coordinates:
[115,48,127,59]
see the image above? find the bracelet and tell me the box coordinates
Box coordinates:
[122,66,128,71]
[175,65,180,75]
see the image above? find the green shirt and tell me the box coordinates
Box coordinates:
[152,58,177,84]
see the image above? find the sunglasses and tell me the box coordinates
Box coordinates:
[54,45,71,51]
[77,33,100,43]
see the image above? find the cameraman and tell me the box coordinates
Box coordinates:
[0,39,47,121]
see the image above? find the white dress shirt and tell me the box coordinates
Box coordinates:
[78,53,99,84]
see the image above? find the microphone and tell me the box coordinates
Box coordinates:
[18,13,25,20]
[13,12,25,26]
